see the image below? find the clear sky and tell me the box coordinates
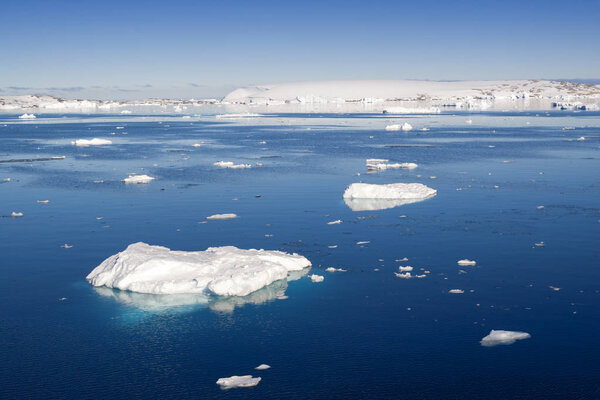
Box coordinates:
[1,0,599,99]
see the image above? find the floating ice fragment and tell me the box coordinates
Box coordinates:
[535,241,545,247]
[71,138,112,146]
[309,274,324,282]
[343,183,436,211]
[385,123,413,131]
[457,259,476,266]
[11,212,23,217]
[216,375,261,389]
[549,286,561,291]
[37,200,50,204]
[61,244,73,249]
[214,161,252,169]
[356,241,370,245]
[576,136,586,141]
[394,272,412,279]
[448,289,464,294]
[86,242,311,296]
[398,266,413,272]
[215,113,262,119]
[58,297,67,301]
[255,364,271,370]
[328,245,338,249]
[206,213,238,220]
[366,159,418,171]
[18,113,36,119]
[192,143,203,147]
[122,174,155,184]
[325,267,347,272]
[480,330,531,346]
[327,220,342,225]
[537,205,544,210]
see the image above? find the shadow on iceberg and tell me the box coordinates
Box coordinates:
[93,268,309,314]
[344,195,435,211]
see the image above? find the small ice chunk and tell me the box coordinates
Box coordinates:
[327,219,342,225]
[61,244,73,249]
[356,241,370,245]
[576,136,585,141]
[309,274,324,282]
[192,143,203,147]
[11,211,23,217]
[535,241,545,247]
[255,364,271,370]
[537,205,544,210]
[549,286,560,291]
[448,289,464,294]
[206,213,238,220]
[214,161,252,169]
[466,119,473,124]
[480,330,531,347]
[71,138,112,146]
[398,266,413,272]
[394,272,412,279]
[328,245,338,249]
[18,113,36,119]
[37,200,50,204]
[457,259,476,266]
[216,375,261,389]
[325,267,347,272]
[122,174,155,184]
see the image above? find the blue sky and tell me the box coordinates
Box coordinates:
[1,0,599,99]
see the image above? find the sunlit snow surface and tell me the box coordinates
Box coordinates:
[1,108,600,399]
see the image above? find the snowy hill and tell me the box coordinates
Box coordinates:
[222,80,600,108]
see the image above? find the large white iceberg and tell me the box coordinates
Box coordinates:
[480,330,531,347]
[86,242,312,297]
[343,183,436,211]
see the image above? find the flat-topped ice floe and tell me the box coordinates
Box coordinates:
[480,330,531,347]
[216,375,261,389]
[71,138,112,146]
[366,159,418,171]
[214,161,252,169]
[457,259,476,266]
[206,213,238,220]
[215,113,262,119]
[122,174,155,184]
[343,182,436,211]
[86,242,312,297]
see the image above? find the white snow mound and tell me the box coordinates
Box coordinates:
[480,330,531,347]
[86,242,311,297]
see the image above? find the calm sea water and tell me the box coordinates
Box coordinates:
[1,110,599,399]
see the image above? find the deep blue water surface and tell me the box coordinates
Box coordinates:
[1,111,599,399]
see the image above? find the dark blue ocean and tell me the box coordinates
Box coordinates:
[1,110,599,399]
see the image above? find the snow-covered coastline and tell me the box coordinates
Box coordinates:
[2,80,599,113]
